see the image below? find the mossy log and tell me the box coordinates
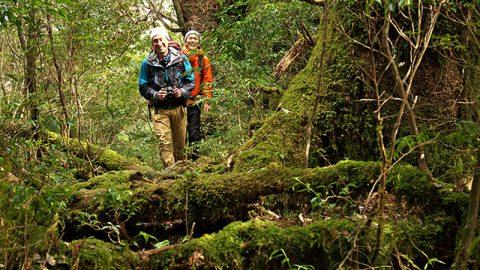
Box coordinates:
[70,161,375,225]
[45,131,161,178]
[148,219,357,269]
[68,160,468,239]
[55,238,140,269]
[147,217,459,269]
[55,216,455,269]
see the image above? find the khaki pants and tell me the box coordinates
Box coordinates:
[151,106,187,168]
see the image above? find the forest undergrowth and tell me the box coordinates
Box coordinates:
[0,0,480,269]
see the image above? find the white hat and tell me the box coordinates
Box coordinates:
[149,27,170,40]
[184,30,201,42]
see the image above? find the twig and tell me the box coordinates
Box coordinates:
[138,245,177,261]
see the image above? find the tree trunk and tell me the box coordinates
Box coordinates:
[26,11,39,122]
[453,151,480,270]
[453,8,480,267]
[172,0,186,34]
[305,3,330,167]
[16,14,39,122]
[46,14,70,137]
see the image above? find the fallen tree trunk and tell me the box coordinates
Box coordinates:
[70,161,378,225]
[45,131,161,178]
[145,218,455,269]
[43,133,469,267]
[67,160,468,240]
[273,37,313,80]
[57,216,459,269]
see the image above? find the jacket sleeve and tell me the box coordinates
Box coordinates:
[180,58,195,99]
[138,59,159,102]
[201,56,214,98]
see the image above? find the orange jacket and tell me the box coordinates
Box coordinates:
[182,48,213,99]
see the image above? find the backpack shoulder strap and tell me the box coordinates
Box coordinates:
[198,54,204,81]
[178,52,189,73]
[198,54,204,69]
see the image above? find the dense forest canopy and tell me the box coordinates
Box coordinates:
[0,0,479,269]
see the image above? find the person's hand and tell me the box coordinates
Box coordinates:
[157,90,167,100]
[203,102,210,112]
[173,87,182,98]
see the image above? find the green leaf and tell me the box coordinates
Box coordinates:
[424,258,445,270]
[137,231,158,243]
[154,239,170,249]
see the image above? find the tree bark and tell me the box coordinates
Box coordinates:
[46,14,70,137]
[305,3,330,167]
[453,7,480,268]
[453,151,480,270]
[172,0,186,34]
[16,13,39,122]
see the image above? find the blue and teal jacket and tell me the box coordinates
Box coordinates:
[138,48,195,109]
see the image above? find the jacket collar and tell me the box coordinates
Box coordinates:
[147,48,183,67]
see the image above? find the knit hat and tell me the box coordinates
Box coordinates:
[149,27,170,40]
[184,30,201,42]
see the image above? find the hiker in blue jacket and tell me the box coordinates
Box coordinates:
[138,27,194,168]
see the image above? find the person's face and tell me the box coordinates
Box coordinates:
[152,35,169,56]
[186,34,200,50]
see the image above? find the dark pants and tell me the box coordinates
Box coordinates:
[187,104,202,159]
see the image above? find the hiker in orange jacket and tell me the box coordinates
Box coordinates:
[182,30,214,160]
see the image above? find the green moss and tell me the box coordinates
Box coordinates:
[437,185,469,218]
[0,157,13,179]
[233,8,376,171]
[388,164,434,207]
[45,131,159,177]
[233,37,323,171]
[68,238,139,269]
[151,219,357,269]
[150,213,457,269]
[72,170,139,190]
[133,162,332,225]
[63,159,467,269]
[71,161,467,233]
[68,171,143,216]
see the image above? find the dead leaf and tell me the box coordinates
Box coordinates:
[188,250,205,266]
[46,253,56,266]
